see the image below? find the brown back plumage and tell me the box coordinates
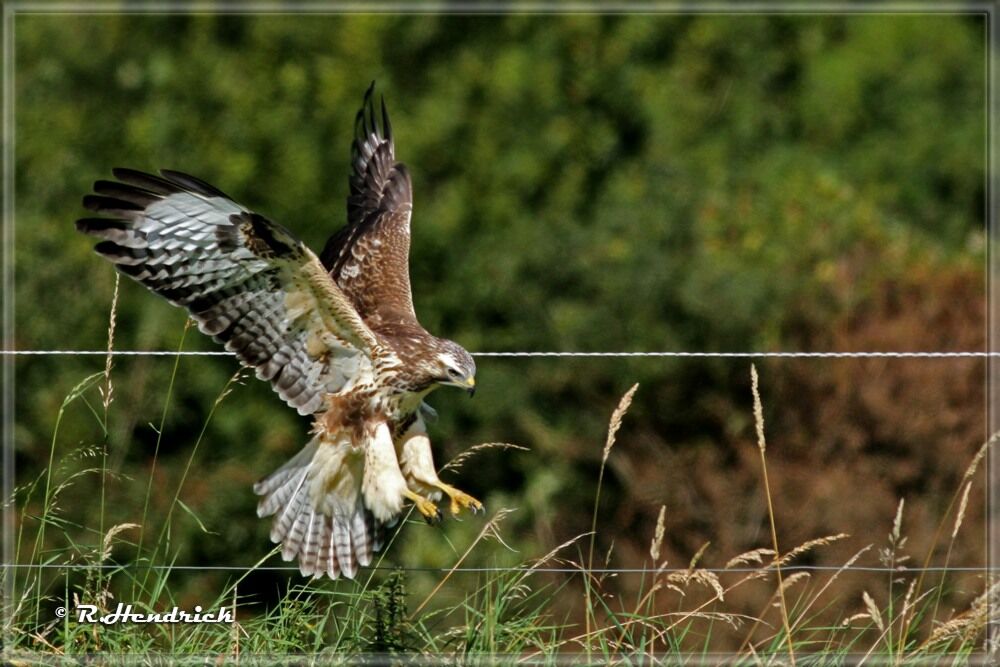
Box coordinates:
[320,82,417,331]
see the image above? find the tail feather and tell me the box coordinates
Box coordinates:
[320,523,339,579]
[335,517,357,578]
[255,440,317,518]
[351,510,369,563]
[255,435,385,579]
[269,471,309,544]
[299,510,321,576]
[369,512,384,552]
[282,510,310,561]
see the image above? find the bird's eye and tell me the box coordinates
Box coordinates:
[447,367,461,380]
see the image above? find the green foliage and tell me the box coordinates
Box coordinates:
[369,569,411,654]
[8,11,987,660]
[5,373,992,661]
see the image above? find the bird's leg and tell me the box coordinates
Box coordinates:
[362,422,411,523]
[431,481,484,517]
[397,424,485,517]
[402,488,442,524]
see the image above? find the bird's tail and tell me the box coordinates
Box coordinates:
[254,435,384,579]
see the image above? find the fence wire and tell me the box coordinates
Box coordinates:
[3,346,993,577]
[2,350,998,358]
[1,563,995,573]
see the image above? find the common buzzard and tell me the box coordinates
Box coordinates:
[76,83,483,579]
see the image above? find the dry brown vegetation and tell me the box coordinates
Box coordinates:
[542,265,988,654]
[540,353,992,661]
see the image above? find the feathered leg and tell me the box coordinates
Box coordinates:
[361,420,441,522]
[396,418,484,517]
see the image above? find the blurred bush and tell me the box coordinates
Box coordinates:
[11,13,986,629]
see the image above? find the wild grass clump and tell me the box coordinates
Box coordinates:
[3,296,994,663]
[550,370,994,664]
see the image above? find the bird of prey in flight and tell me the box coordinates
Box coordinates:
[76,83,483,579]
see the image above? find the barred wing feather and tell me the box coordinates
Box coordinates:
[77,168,381,416]
[320,83,417,328]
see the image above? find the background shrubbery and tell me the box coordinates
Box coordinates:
[10,12,987,654]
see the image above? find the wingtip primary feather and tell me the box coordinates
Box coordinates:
[158,169,232,200]
[111,167,179,196]
[367,95,378,142]
[82,193,145,214]
[381,95,393,143]
[75,217,128,235]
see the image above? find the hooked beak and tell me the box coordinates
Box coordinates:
[465,376,476,397]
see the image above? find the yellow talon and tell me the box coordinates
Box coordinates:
[435,482,484,516]
[403,489,442,524]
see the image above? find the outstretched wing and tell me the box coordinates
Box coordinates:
[319,83,416,329]
[77,168,388,416]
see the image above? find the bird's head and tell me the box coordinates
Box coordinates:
[433,340,477,396]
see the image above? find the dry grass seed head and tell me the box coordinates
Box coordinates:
[100,523,141,562]
[925,615,974,648]
[923,578,1000,648]
[777,571,810,595]
[879,500,910,568]
[649,505,666,562]
[672,610,744,630]
[891,498,905,543]
[795,545,872,627]
[216,368,251,405]
[726,548,776,569]
[963,431,997,481]
[664,565,724,602]
[952,481,973,539]
[100,273,120,412]
[750,364,766,453]
[897,581,936,641]
[777,533,848,567]
[665,582,685,595]
[603,383,638,463]
[693,570,725,601]
[482,508,517,552]
[688,541,710,570]
[441,442,529,474]
[862,591,884,633]
[841,612,871,628]
[526,533,591,575]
